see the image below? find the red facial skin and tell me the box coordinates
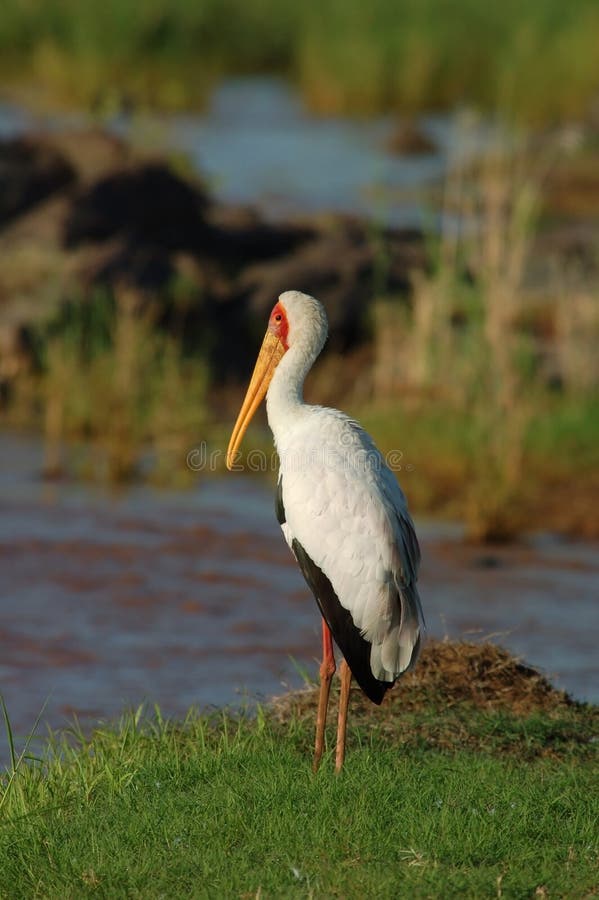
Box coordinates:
[268,302,289,350]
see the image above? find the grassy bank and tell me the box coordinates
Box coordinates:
[1,0,599,120]
[1,643,597,898]
[358,392,599,540]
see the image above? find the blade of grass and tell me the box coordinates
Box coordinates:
[0,696,17,775]
[0,695,51,813]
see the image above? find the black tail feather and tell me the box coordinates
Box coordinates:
[291,538,392,704]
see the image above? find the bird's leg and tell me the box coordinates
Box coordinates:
[335,658,352,773]
[313,619,335,772]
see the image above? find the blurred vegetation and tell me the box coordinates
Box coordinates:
[5,288,210,486]
[0,133,597,540]
[1,0,599,121]
[340,142,598,540]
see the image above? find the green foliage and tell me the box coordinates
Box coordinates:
[1,0,599,119]
[18,288,210,484]
[365,139,599,540]
[355,394,595,543]
[0,697,596,898]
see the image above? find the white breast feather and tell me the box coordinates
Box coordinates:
[277,408,424,682]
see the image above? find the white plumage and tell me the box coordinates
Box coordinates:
[266,291,424,683]
[275,407,423,680]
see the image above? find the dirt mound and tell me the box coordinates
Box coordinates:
[273,639,577,720]
[270,640,598,758]
[397,639,574,714]
[63,162,210,250]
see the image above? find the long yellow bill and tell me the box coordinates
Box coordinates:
[226,330,286,469]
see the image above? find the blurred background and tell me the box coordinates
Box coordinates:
[0,1,597,747]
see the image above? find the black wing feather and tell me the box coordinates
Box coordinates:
[291,538,391,704]
[275,477,286,525]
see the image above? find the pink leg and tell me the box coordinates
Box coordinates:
[335,658,352,773]
[313,619,336,772]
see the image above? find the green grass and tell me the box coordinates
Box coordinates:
[1,0,599,120]
[4,289,211,485]
[1,642,597,898]
[1,711,596,897]
[356,391,599,536]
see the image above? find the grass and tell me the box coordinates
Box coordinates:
[360,136,599,540]
[1,0,599,121]
[1,643,597,898]
[4,287,211,485]
[357,392,599,539]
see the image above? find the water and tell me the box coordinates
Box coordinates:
[0,77,496,227]
[1,434,597,759]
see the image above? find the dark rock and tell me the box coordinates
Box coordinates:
[0,128,427,386]
[239,218,423,350]
[386,120,437,156]
[63,163,210,251]
[0,136,76,227]
[205,205,316,265]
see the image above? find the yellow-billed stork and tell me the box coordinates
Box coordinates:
[227,290,424,771]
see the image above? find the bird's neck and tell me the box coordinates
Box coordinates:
[266,342,315,442]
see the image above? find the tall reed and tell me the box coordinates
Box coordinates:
[372,133,576,540]
[37,287,209,483]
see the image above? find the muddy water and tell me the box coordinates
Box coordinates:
[1,434,598,759]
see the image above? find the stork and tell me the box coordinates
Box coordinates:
[226,291,424,772]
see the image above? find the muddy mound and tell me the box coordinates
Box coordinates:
[400,639,576,713]
[273,640,576,719]
[64,162,210,250]
[0,136,76,226]
[270,641,597,758]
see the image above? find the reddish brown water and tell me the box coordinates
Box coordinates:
[1,435,597,759]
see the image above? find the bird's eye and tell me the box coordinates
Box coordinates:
[275,314,282,322]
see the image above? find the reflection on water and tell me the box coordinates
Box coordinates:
[0,434,597,759]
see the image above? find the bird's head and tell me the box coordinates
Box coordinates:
[226,291,328,469]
